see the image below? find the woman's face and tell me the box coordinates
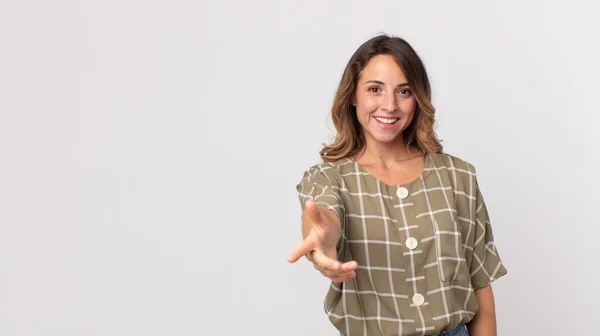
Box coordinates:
[354,54,416,146]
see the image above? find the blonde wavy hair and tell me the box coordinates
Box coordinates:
[320,34,443,162]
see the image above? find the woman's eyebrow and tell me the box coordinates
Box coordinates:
[364,80,410,87]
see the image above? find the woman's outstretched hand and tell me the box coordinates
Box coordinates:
[288,200,358,284]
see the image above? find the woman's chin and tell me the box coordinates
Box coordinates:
[370,133,403,145]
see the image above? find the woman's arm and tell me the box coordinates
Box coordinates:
[467,285,497,336]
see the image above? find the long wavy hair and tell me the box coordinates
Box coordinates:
[320,34,443,162]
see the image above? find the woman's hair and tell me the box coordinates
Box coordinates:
[320,34,443,162]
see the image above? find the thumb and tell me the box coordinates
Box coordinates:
[305,199,324,225]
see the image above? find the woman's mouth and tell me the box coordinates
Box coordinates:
[374,116,399,128]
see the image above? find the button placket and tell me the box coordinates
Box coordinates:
[396,186,428,312]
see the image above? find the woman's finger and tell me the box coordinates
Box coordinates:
[319,262,358,277]
[329,271,357,284]
[311,249,341,272]
[287,236,316,263]
[340,260,358,272]
[319,267,346,278]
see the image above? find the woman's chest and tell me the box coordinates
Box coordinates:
[340,185,475,283]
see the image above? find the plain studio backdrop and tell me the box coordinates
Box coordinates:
[1,0,599,335]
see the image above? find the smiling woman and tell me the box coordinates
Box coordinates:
[320,35,442,164]
[287,34,507,336]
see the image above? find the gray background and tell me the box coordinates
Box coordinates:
[1,0,599,335]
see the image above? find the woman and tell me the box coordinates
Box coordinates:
[287,35,507,336]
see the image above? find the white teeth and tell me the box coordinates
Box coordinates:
[374,117,398,124]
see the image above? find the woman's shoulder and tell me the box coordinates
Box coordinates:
[305,157,355,172]
[300,158,355,184]
[432,152,478,175]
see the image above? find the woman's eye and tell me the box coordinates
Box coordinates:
[398,89,412,96]
[368,87,380,93]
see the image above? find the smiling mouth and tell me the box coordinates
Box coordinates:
[374,116,399,124]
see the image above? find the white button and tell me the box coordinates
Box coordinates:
[396,187,409,199]
[412,293,425,306]
[405,237,418,250]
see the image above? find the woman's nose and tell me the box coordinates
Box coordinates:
[382,91,397,112]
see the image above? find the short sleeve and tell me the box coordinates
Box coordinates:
[295,165,345,222]
[469,179,508,290]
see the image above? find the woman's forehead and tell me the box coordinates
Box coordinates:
[359,55,408,83]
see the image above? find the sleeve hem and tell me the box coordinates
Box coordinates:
[471,268,507,290]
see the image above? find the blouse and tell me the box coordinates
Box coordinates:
[296,152,507,336]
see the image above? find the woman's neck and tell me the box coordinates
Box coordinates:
[356,138,422,168]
